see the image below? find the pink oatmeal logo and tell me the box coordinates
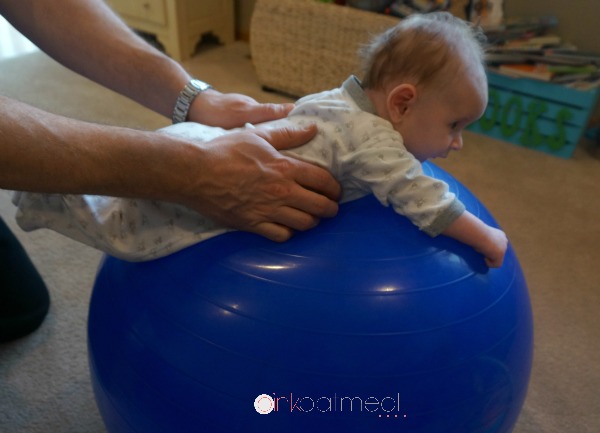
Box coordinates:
[254,392,407,419]
[254,394,276,414]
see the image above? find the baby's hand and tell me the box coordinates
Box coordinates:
[442,212,509,268]
[478,227,508,268]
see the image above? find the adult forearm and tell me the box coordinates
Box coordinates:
[0,0,300,127]
[0,0,189,118]
[0,96,187,198]
[1,96,340,241]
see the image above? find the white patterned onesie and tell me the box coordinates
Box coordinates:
[13,76,464,261]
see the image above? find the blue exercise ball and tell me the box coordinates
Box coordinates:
[88,162,533,433]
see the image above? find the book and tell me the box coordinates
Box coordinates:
[546,65,598,74]
[543,49,600,65]
[502,35,562,51]
[498,64,554,81]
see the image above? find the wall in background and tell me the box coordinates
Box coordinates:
[236,1,599,53]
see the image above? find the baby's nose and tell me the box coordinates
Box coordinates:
[451,134,463,151]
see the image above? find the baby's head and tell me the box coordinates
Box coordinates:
[360,12,488,161]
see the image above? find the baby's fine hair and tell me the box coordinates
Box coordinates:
[359,12,487,90]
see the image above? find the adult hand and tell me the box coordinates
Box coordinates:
[188,89,295,129]
[177,124,341,242]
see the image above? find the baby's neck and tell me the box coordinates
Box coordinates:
[364,88,390,121]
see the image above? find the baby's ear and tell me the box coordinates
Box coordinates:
[387,84,417,123]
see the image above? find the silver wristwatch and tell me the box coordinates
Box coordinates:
[172,79,213,124]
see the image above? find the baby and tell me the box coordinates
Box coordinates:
[13,12,508,266]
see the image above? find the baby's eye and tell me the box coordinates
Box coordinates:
[450,121,459,130]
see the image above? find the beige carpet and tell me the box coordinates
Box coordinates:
[0,42,599,433]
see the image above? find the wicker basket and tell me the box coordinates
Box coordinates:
[250,0,398,97]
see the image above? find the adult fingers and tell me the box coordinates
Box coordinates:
[242,102,295,125]
[253,125,341,204]
[290,159,342,205]
[251,221,295,243]
[189,91,295,128]
[254,124,318,151]
[251,204,322,243]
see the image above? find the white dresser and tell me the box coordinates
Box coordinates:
[106,0,235,61]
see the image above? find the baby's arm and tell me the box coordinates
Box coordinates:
[338,128,508,267]
[442,210,508,268]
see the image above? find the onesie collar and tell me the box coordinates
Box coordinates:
[342,75,377,115]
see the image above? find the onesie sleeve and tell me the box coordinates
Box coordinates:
[339,121,465,237]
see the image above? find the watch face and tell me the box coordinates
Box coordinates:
[191,79,211,92]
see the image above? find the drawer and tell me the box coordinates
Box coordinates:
[109,0,166,27]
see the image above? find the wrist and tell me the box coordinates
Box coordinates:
[172,79,213,124]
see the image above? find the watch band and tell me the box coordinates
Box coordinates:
[172,79,213,124]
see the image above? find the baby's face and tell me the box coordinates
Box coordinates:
[396,74,487,162]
